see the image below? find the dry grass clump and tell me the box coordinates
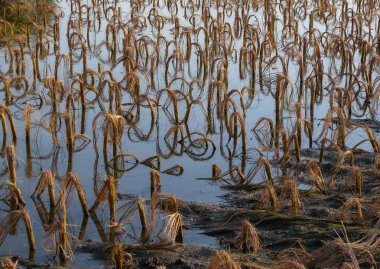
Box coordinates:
[309,224,380,268]
[339,198,365,225]
[151,193,179,218]
[366,197,380,220]
[48,191,73,261]
[239,219,260,254]
[117,197,148,234]
[0,180,26,209]
[32,170,55,208]
[110,242,133,269]
[0,257,18,269]
[271,261,306,269]
[258,180,280,212]
[57,172,88,216]
[212,163,221,179]
[341,166,362,197]
[375,155,380,173]
[207,250,241,269]
[151,193,183,243]
[304,159,325,192]
[279,177,303,214]
[43,219,73,262]
[164,212,183,243]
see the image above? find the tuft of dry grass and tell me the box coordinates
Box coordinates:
[240,219,260,254]
[366,197,380,220]
[212,163,221,179]
[341,166,362,197]
[305,159,325,192]
[375,155,380,173]
[280,177,303,214]
[339,198,364,225]
[164,212,183,243]
[151,193,179,222]
[309,222,380,268]
[32,170,55,208]
[207,250,241,269]
[6,145,17,184]
[57,172,88,216]
[271,260,306,269]
[0,257,18,269]
[259,180,280,212]
[110,242,133,269]
[4,181,26,208]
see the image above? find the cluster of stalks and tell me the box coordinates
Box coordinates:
[0,0,379,267]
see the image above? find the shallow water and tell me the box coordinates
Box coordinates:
[0,0,379,266]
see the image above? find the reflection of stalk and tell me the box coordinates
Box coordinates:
[6,145,17,187]
[59,195,68,261]
[78,215,89,240]
[91,212,108,242]
[150,169,161,196]
[81,106,86,134]
[65,113,74,153]
[24,105,32,178]
[229,112,247,156]
[109,177,116,224]
[65,112,74,172]
[24,104,31,146]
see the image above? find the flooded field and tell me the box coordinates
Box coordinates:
[0,0,380,268]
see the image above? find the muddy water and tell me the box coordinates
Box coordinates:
[0,0,379,267]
